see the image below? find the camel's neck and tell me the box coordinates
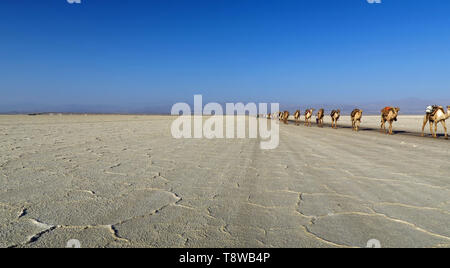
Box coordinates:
[446,109,450,119]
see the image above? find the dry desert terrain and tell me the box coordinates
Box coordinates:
[0,114,449,248]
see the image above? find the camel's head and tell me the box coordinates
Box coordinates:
[447,105,450,110]
[337,109,341,114]
[394,107,400,114]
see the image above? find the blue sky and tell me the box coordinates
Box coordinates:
[1,0,450,112]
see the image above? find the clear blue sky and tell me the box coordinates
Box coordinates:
[1,0,450,112]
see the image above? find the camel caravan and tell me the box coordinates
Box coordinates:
[264,104,448,139]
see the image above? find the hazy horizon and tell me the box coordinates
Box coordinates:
[1,97,449,115]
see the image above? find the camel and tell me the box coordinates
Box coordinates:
[278,112,283,121]
[330,109,341,129]
[267,113,271,119]
[380,107,400,135]
[294,110,301,126]
[316,109,325,127]
[304,109,315,127]
[351,109,363,132]
[282,111,290,124]
[421,105,450,139]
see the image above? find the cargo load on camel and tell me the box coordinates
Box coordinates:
[426,105,441,117]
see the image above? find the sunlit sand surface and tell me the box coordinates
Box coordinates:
[0,115,449,248]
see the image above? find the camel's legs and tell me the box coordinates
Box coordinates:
[434,122,438,138]
[381,118,386,133]
[389,121,393,135]
[442,120,448,139]
[421,116,428,137]
[429,120,433,137]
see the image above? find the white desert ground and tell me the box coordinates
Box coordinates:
[0,114,449,248]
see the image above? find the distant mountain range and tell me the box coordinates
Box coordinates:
[1,98,449,115]
[0,103,173,115]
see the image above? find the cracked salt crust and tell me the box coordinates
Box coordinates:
[0,115,448,248]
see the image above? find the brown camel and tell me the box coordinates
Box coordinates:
[267,113,271,119]
[380,107,400,135]
[294,110,301,126]
[278,111,283,121]
[316,109,325,127]
[330,109,341,129]
[281,111,290,124]
[304,109,315,127]
[421,105,450,139]
[351,109,363,132]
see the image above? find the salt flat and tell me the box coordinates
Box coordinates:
[0,114,449,248]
